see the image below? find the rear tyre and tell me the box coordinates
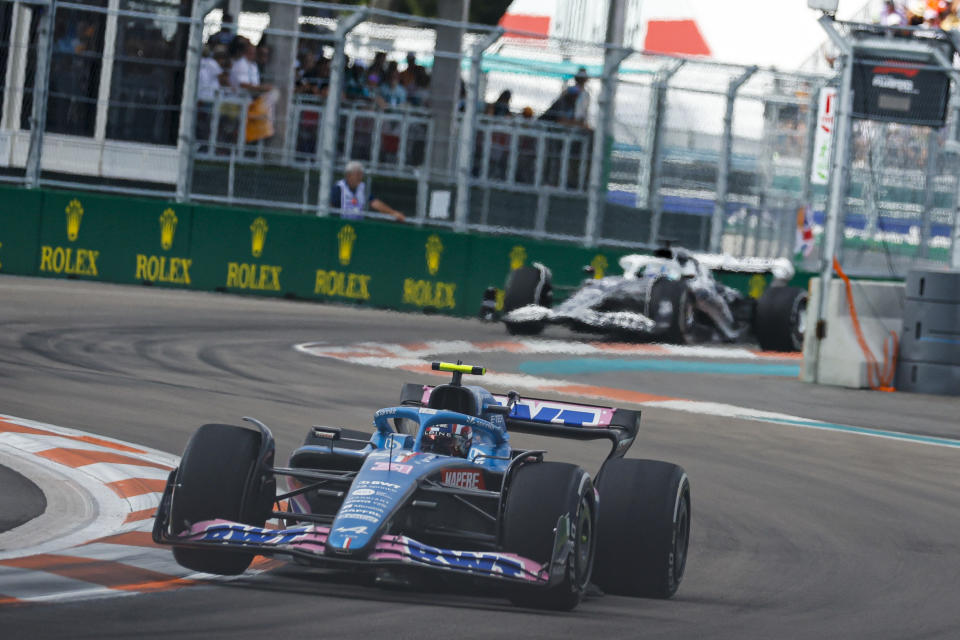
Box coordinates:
[649,278,696,344]
[170,423,272,575]
[502,462,595,611]
[593,458,690,599]
[754,286,807,352]
[503,265,550,312]
[503,265,551,336]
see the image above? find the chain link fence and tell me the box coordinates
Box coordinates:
[2,0,959,276]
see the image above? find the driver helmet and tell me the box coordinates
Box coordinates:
[422,424,473,458]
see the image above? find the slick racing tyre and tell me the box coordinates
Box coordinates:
[593,458,690,599]
[648,278,696,344]
[754,286,808,352]
[502,462,596,611]
[503,265,551,313]
[171,423,273,575]
[503,265,551,336]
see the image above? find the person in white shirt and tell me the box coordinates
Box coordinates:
[228,36,272,93]
[197,46,230,102]
[329,161,405,222]
[572,67,591,126]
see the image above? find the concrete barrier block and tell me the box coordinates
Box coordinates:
[801,277,904,389]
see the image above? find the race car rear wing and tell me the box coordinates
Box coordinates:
[399,383,639,459]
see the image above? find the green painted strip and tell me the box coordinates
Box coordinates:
[519,358,800,377]
[751,416,960,449]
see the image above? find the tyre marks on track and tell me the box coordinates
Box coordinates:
[0,415,279,606]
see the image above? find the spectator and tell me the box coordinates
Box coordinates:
[408,65,431,107]
[379,69,407,107]
[209,13,235,46]
[490,90,512,117]
[881,0,907,25]
[197,45,231,102]
[256,35,271,79]
[229,36,272,93]
[571,67,591,126]
[330,161,406,222]
[400,51,418,87]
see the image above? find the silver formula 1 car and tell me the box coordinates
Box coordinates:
[498,246,807,351]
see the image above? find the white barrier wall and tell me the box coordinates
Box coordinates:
[801,278,905,388]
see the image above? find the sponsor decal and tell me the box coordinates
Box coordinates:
[356,479,401,490]
[871,74,916,94]
[250,217,268,258]
[402,279,456,309]
[40,199,101,278]
[135,255,192,284]
[406,541,526,578]
[872,64,919,78]
[425,234,443,275]
[371,461,413,474]
[314,269,371,300]
[65,198,83,242]
[441,469,485,490]
[200,524,310,545]
[590,254,608,279]
[159,208,178,250]
[338,224,356,265]
[40,246,99,276]
[509,400,602,426]
[509,245,526,270]
[352,489,375,496]
[335,525,368,535]
[748,273,766,299]
[226,262,282,291]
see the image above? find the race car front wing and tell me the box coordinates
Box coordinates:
[162,519,553,584]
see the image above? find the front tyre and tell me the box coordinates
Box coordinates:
[593,458,690,598]
[170,423,273,575]
[502,462,596,611]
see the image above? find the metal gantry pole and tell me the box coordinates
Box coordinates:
[646,60,683,247]
[453,28,502,232]
[584,46,630,247]
[24,0,57,188]
[175,0,206,202]
[317,10,366,216]
[709,65,756,254]
[813,20,854,383]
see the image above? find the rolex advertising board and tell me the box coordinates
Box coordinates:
[0,185,42,276]
[37,191,193,286]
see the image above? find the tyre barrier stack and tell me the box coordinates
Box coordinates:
[895,269,960,396]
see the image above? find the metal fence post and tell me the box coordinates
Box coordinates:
[709,66,756,254]
[799,80,824,220]
[175,0,208,202]
[317,10,366,216]
[646,60,683,247]
[453,28,502,232]
[24,0,56,189]
[584,46,629,247]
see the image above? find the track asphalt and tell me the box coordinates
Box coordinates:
[1,276,958,639]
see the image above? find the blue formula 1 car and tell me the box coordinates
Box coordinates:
[153,362,691,610]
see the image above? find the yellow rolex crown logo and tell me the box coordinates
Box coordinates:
[509,246,527,271]
[748,273,767,299]
[425,234,443,276]
[338,224,357,266]
[65,199,84,242]
[159,208,178,251]
[590,254,608,279]
[250,217,268,258]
